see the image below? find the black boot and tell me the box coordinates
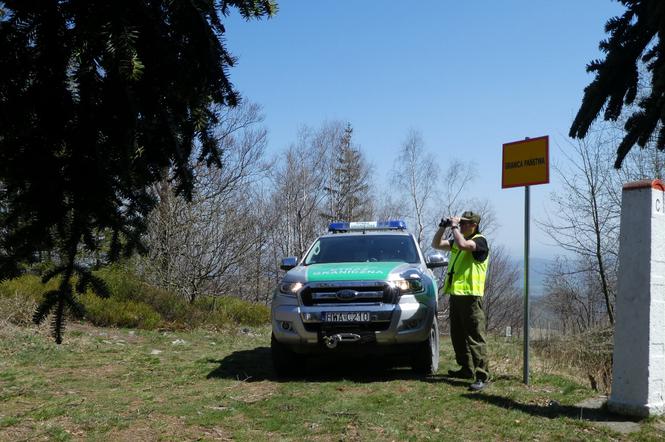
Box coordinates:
[447,368,474,379]
[469,379,489,391]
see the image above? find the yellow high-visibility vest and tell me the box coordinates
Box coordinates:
[444,233,489,296]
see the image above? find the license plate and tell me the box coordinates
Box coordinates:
[322,312,370,322]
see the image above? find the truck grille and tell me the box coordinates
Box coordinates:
[300,281,399,306]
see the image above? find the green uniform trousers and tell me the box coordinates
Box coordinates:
[449,294,489,382]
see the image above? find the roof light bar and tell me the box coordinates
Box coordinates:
[328,220,407,232]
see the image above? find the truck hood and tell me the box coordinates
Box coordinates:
[304,262,410,282]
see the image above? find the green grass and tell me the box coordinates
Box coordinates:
[2,323,664,440]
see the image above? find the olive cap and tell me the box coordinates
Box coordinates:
[460,211,481,224]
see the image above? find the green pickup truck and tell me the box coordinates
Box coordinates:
[271,220,447,376]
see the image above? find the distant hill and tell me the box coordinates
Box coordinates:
[512,257,553,298]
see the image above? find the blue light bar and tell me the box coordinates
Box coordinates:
[383,220,407,230]
[328,220,407,232]
[328,222,351,232]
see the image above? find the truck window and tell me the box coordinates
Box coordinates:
[304,235,419,265]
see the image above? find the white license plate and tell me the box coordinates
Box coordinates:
[322,312,370,322]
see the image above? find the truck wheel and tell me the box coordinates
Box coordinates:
[271,334,305,377]
[411,319,440,375]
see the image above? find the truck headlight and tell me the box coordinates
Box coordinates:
[390,278,424,294]
[279,281,303,296]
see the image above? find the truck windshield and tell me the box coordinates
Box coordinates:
[304,235,420,265]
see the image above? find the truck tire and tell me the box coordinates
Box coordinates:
[271,333,305,377]
[411,319,440,375]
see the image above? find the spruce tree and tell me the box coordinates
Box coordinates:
[570,0,665,167]
[322,123,372,222]
[0,1,276,342]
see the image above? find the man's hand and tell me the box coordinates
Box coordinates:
[451,217,477,252]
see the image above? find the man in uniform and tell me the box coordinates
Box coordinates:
[431,210,490,391]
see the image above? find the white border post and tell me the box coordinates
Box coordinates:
[608,179,665,417]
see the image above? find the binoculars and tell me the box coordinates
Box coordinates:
[439,218,452,228]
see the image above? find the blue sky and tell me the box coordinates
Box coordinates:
[224,0,626,259]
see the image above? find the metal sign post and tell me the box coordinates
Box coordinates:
[501,135,548,385]
[523,185,530,385]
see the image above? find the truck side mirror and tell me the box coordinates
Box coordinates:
[426,253,448,269]
[280,256,298,271]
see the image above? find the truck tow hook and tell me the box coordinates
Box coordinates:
[323,333,361,349]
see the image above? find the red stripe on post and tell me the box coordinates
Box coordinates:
[622,179,665,191]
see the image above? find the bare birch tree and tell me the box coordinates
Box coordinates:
[541,256,609,333]
[539,134,620,325]
[435,159,476,219]
[392,130,438,248]
[483,245,522,333]
[140,102,268,302]
[271,126,330,258]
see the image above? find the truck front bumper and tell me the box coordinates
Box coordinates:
[272,293,435,351]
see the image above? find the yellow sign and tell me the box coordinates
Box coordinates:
[502,136,549,188]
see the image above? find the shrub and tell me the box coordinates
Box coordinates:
[0,266,270,330]
[532,327,613,393]
[92,264,146,301]
[0,275,55,326]
[209,296,270,327]
[0,274,57,302]
[0,292,37,326]
[0,272,162,330]
[91,266,270,327]
[79,293,161,330]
